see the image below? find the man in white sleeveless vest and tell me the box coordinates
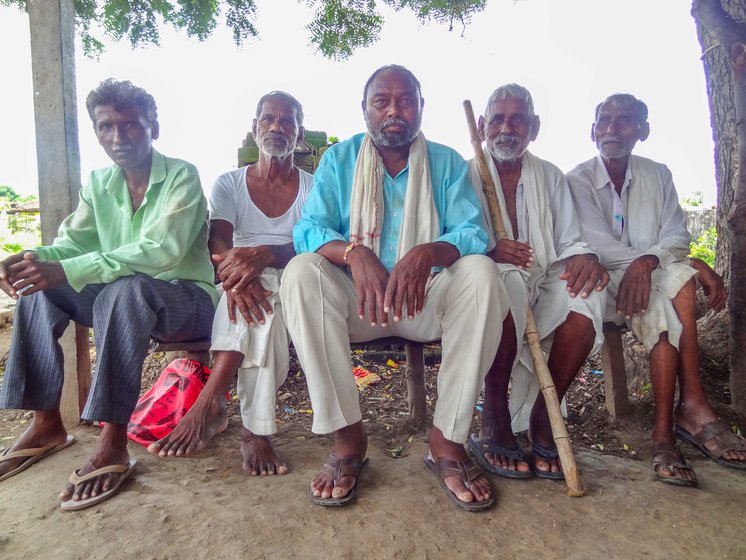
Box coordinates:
[467,84,608,480]
[281,65,509,510]
[148,92,313,476]
[567,93,746,485]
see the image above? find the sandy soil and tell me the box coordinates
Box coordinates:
[1,422,745,560]
[1,302,745,559]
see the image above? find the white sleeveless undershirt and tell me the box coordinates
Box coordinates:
[209,166,313,247]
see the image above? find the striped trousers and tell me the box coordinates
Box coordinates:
[0,275,214,424]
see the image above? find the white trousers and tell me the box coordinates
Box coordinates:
[605,261,696,352]
[280,253,509,443]
[211,269,288,435]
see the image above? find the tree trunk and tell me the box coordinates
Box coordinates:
[692,0,746,414]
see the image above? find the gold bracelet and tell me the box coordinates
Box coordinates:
[342,242,362,264]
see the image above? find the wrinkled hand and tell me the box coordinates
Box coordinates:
[559,254,610,298]
[692,258,726,312]
[616,255,659,319]
[0,251,30,298]
[4,253,66,298]
[347,246,390,326]
[488,239,534,269]
[384,245,434,322]
[226,278,273,326]
[212,247,272,292]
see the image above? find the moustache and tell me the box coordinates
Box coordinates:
[494,134,520,144]
[381,117,410,130]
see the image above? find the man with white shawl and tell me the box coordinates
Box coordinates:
[567,93,745,486]
[467,84,608,481]
[148,92,312,476]
[281,65,508,511]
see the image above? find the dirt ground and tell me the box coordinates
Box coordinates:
[1,306,745,559]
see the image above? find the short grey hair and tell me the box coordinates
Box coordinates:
[484,83,535,119]
[255,91,304,126]
[594,94,648,124]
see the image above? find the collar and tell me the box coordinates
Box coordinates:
[591,154,633,193]
[105,148,165,194]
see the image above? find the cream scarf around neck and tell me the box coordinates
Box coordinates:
[483,147,557,273]
[349,132,439,261]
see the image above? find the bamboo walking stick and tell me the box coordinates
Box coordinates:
[463,100,585,497]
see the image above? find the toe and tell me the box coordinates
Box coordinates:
[444,476,474,503]
[331,474,358,499]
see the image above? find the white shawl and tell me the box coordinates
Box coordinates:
[349,132,439,261]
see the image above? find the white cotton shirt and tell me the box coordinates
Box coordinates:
[209,166,314,248]
[566,155,691,270]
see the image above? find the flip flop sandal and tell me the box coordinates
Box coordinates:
[531,442,565,480]
[424,454,495,512]
[674,420,746,471]
[0,435,76,483]
[467,433,532,479]
[651,443,698,487]
[60,459,138,511]
[307,454,368,506]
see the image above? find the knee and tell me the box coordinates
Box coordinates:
[455,254,501,287]
[281,253,325,291]
[94,275,151,310]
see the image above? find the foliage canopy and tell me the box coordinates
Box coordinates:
[1,0,485,60]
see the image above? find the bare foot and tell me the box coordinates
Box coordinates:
[310,421,367,501]
[429,427,492,504]
[241,428,287,476]
[0,410,69,478]
[59,423,130,503]
[147,393,228,457]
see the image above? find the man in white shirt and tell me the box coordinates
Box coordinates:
[468,84,608,480]
[567,93,746,485]
[148,92,313,476]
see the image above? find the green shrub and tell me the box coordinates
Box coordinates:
[689,226,717,268]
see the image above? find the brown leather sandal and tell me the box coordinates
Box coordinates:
[424,454,495,512]
[675,420,746,470]
[307,454,368,506]
[651,442,698,487]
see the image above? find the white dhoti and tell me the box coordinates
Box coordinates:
[605,261,696,352]
[502,262,606,432]
[210,268,288,435]
[280,253,509,443]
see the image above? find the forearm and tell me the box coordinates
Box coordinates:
[267,243,296,269]
[316,240,350,267]
[426,241,460,268]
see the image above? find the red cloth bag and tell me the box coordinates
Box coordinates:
[126,358,212,447]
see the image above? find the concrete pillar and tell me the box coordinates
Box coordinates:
[28,0,84,426]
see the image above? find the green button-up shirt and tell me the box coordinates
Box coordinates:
[35,149,218,305]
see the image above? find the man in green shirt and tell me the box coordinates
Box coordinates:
[0,79,216,510]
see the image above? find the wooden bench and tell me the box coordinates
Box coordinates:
[351,337,429,425]
[600,323,630,419]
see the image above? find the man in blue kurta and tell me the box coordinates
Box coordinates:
[0,79,216,510]
[281,65,509,511]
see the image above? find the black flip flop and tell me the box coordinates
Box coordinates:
[467,433,532,479]
[531,442,565,480]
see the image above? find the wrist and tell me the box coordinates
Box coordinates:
[637,254,659,271]
[343,242,363,264]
